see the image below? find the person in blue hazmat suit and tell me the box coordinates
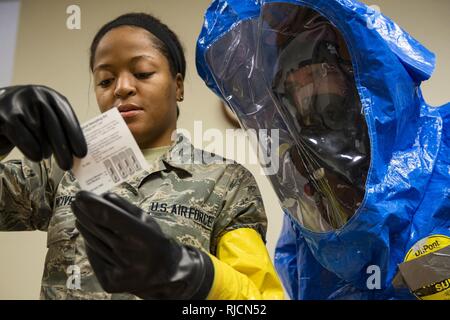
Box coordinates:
[196,0,450,300]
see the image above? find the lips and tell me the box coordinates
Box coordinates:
[117,104,144,119]
[117,104,143,112]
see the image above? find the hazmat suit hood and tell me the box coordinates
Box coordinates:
[197,0,450,299]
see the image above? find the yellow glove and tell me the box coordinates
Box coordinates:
[207,228,284,300]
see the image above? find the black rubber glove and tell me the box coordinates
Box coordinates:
[71,191,214,300]
[0,85,87,170]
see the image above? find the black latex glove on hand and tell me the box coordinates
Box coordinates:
[0,85,87,170]
[71,191,214,300]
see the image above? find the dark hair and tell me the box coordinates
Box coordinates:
[90,12,186,78]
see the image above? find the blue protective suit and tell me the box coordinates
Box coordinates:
[196,0,450,299]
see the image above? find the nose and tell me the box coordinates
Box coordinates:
[114,73,136,99]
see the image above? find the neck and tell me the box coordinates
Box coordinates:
[138,126,176,149]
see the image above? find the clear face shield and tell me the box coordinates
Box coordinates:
[206,3,371,232]
[261,3,371,229]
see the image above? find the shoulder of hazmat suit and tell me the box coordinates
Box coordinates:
[196,0,450,300]
[0,132,283,299]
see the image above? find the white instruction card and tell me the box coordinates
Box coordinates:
[72,108,149,194]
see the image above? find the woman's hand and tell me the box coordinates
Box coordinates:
[0,85,87,170]
[71,191,214,300]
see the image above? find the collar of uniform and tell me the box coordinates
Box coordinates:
[125,133,195,191]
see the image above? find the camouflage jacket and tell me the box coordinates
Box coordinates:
[0,134,267,299]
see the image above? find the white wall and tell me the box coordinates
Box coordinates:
[0,0,20,87]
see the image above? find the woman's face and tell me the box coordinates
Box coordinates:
[93,26,183,149]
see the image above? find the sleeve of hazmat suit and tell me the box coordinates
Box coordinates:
[207,228,284,300]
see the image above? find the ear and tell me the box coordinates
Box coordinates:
[175,73,184,102]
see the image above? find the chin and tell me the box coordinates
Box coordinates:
[126,124,143,140]
[128,125,156,144]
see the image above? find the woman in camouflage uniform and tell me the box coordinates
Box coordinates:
[0,12,283,300]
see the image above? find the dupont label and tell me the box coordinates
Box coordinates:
[404,235,450,300]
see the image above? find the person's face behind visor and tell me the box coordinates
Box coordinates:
[265,4,371,229]
[284,61,353,131]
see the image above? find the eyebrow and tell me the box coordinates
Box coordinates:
[130,55,155,64]
[93,55,156,73]
[93,64,112,73]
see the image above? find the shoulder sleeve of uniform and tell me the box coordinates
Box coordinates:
[0,156,57,231]
[211,164,267,255]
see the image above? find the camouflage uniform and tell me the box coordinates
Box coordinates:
[0,133,267,299]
